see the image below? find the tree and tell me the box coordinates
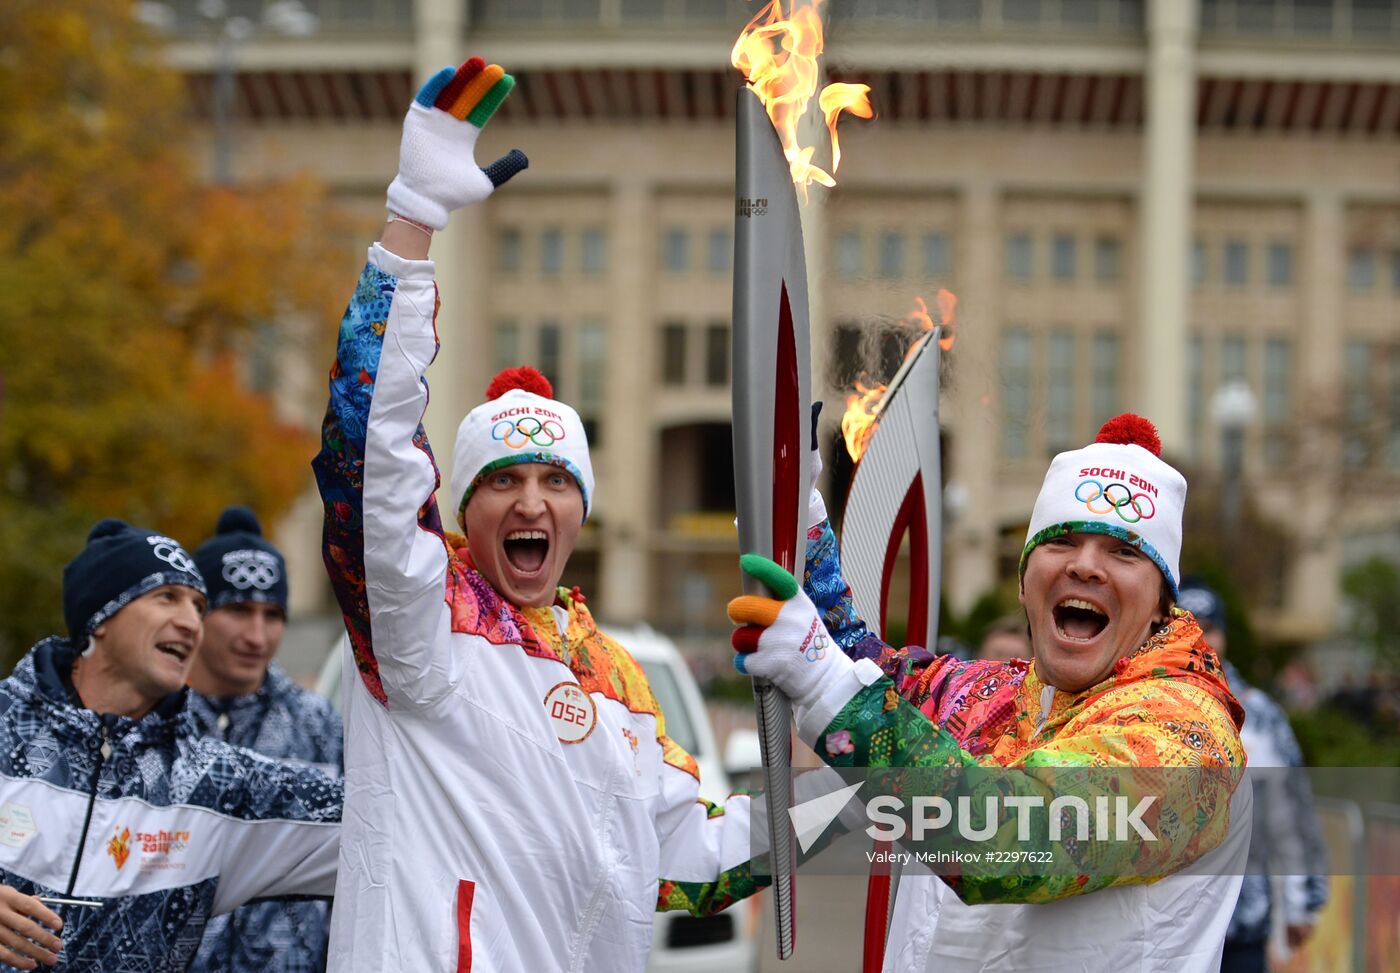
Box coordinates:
[0,0,354,664]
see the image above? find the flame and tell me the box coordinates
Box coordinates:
[935,288,957,350]
[840,290,959,462]
[732,1,871,198]
[842,378,886,463]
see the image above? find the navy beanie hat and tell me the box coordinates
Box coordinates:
[1177,578,1226,632]
[63,519,207,641]
[194,506,288,613]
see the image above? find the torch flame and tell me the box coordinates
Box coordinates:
[732,1,872,199]
[842,378,885,463]
[841,290,959,462]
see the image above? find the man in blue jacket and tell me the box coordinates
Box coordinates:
[187,506,344,973]
[0,518,341,971]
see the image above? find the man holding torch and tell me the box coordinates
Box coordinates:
[731,414,1253,971]
[315,57,769,972]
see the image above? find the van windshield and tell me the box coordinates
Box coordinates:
[637,660,699,757]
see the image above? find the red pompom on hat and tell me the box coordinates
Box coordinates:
[1094,413,1162,457]
[484,366,553,402]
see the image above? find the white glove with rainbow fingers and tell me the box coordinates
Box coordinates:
[728,554,883,744]
[387,57,529,230]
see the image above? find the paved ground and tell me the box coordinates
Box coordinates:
[755,873,875,972]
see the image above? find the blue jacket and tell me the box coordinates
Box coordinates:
[187,664,344,973]
[1224,661,1329,944]
[0,639,341,972]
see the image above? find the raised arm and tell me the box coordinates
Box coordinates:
[312,58,526,710]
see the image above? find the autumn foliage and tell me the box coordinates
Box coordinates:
[0,0,354,663]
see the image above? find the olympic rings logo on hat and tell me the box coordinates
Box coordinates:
[491,416,566,449]
[222,550,281,591]
[147,536,197,574]
[1074,479,1156,523]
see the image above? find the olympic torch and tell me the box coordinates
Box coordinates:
[840,314,948,973]
[731,84,809,962]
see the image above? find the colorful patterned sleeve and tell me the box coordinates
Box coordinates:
[311,246,450,709]
[802,520,942,695]
[813,676,1244,905]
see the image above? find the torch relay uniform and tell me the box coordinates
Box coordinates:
[732,419,1253,972]
[188,662,344,973]
[313,244,760,972]
[0,638,342,971]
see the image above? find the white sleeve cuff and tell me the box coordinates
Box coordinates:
[369,242,436,280]
[794,657,884,744]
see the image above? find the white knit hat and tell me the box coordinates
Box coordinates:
[1020,414,1186,597]
[450,367,594,529]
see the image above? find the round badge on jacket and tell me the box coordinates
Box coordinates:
[543,682,597,744]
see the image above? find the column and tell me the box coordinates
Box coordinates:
[1291,190,1346,633]
[1139,0,1198,453]
[597,177,654,623]
[413,0,472,477]
[945,178,1001,614]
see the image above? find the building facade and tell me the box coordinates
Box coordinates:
[162,0,1400,646]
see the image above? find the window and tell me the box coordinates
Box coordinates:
[494,319,520,373]
[662,228,690,272]
[835,230,863,278]
[579,320,606,444]
[661,323,687,385]
[1345,341,1371,468]
[1347,247,1377,292]
[1001,328,1032,460]
[497,227,522,274]
[581,227,607,275]
[1223,239,1248,286]
[1262,338,1292,468]
[1094,236,1120,283]
[1006,233,1033,282]
[1222,334,1247,383]
[1188,333,1205,460]
[707,228,730,274]
[1046,331,1076,455]
[540,228,564,276]
[578,320,605,411]
[1391,248,1400,293]
[1090,332,1120,427]
[1266,242,1293,287]
[705,323,729,387]
[1389,347,1400,470]
[878,231,905,279]
[829,323,863,388]
[538,322,561,392]
[1051,233,1077,281]
[921,231,952,278]
[1191,239,1207,287]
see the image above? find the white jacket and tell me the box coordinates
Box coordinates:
[881,779,1251,972]
[314,245,758,972]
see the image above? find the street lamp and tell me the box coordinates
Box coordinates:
[135,0,319,184]
[1210,379,1258,552]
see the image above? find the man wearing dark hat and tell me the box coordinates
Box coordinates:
[1177,580,1329,973]
[187,506,343,973]
[0,519,341,971]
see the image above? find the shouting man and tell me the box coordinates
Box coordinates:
[314,57,761,972]
[731,415,1253,972]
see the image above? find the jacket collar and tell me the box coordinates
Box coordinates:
[22,635,191,735]
[1021,609,1246,738]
